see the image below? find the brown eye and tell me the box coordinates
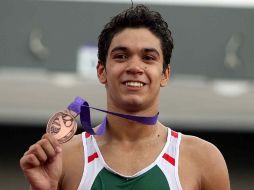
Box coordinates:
[143,55,155,61]
[113,54,128,62]
[115,54,127,59]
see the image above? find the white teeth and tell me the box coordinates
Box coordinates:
[125,81,144,87]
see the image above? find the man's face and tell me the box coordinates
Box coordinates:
[97,28,169,113]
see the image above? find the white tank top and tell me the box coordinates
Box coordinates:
[77,128,182,190]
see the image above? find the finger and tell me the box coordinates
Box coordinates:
[27,144,48,163]
[38,138,58,158]
[23,150,29,156]
[42,133,62,153]
[42,133,59,146]
[20,154,40,170]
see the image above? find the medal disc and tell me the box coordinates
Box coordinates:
[46,110,77,143]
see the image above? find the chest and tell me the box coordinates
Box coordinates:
[91,165,170,190]
[99,140,166,176]
[178,161,201,190]
[61,144,85,190]
[178,142,202,190]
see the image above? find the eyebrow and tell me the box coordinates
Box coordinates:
[111,46,128,53]
[143,48,160,56]
[111,46,160,56]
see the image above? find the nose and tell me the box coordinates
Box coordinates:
[125,57,144,75]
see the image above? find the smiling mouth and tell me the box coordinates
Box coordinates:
[124,81,145,87]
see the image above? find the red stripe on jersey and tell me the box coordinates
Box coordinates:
[162,153,175,166]
[85,133,91,138]
[88,152,98,163]
[171,130,178,138]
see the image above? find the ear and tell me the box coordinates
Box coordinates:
[97,61,107,84]
[160,66,170,87]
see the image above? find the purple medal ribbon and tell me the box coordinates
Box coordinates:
[68,96,159,135]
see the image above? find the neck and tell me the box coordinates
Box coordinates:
[105,112,160,142]
[103,100,161,141]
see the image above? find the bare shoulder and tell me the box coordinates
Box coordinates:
[61,133,84,170]
[180,134,230,190]
[60,134,85,190]
[180,134,222,159]
[61,134,83,155]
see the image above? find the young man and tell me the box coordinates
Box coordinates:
[20,5,230,190]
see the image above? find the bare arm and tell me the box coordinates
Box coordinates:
[200,140,230,190]
[179,135,230,190]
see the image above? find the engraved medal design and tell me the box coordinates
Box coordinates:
[46,96,158,139]
[46,109,78,143]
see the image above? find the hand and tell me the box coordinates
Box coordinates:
[20,134,62,190]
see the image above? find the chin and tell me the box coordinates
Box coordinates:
[121,99,147,112]
[109,93,154,113]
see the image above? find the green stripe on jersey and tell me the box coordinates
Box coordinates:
[91,165,170,190]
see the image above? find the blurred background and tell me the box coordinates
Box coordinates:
[0,0,253,189]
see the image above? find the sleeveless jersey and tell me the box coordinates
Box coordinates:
[77,128,182,190]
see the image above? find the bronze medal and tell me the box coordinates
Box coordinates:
[46,109,78,143]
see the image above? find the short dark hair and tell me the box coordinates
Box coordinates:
[98,4,174,72]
